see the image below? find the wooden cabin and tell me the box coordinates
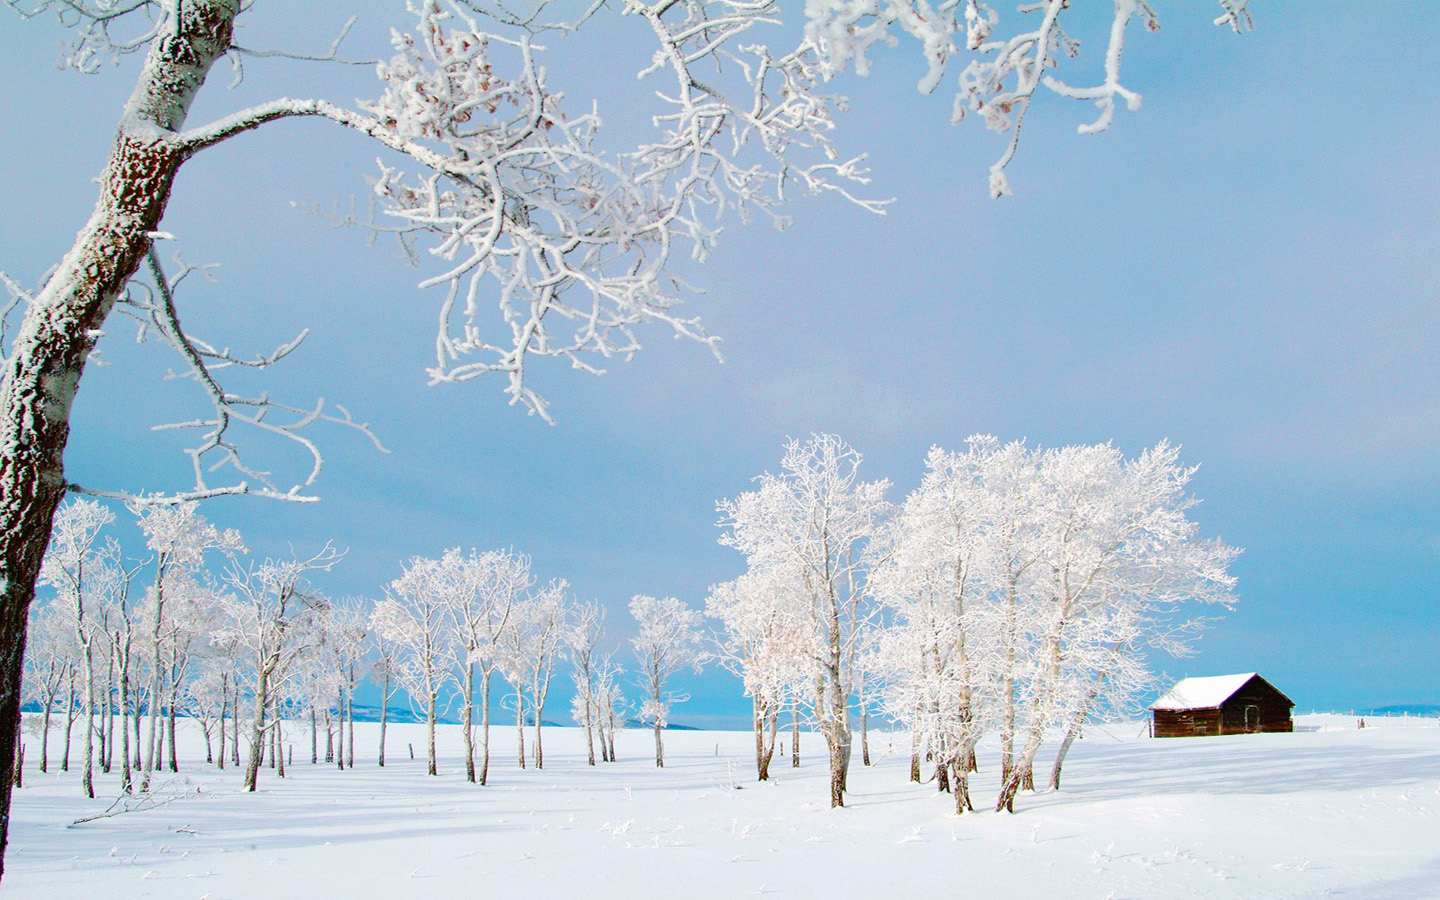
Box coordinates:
[1150,673,1294,738]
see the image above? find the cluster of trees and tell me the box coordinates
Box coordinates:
[18,433,1237,822]
[711,434,1239,813]
[19,502,710,802]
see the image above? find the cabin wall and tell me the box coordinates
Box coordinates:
[1219,684,1294,734]
[1154,709,1223,738]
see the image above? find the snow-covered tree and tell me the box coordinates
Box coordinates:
[369,622,403,768]
[217,545,340,791]
[567,600,606,767]
[440,549,529,785]
[873,437,1238,814]
[133,502,242,780]
[718,435,890,806]
[497,579,571,770]
[706,568,808,781]
[993,441,1237,812]
[591,654,627,764]
[871,438,1030,810]
[629,595,705,768]
[371,556,457,776]
[19,603,71,776]
[39,499,115,798]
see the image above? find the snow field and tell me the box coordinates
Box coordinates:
[7,714,1440,899]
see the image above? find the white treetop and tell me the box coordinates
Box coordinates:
[717,434,890,806]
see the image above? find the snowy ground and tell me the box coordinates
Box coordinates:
[7,714,1440,899]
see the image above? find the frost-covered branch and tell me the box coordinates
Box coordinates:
[0,270,37,368]
[4,0,167,72]
[82,248,386,506]
[804,0,1253,197]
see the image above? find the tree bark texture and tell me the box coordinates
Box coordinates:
[0,1,241,879]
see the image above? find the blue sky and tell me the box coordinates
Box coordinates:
[1,3,1436,726]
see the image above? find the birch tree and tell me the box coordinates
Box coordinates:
[370,624,403,768]
[629,595,704,767]
[39,499,114,798]
[371,556,456,777]
[718,435,890,806]
[441,549,528,785]
[498,579,571,770]
[707,568,807,781]
[217,545,340,792]
[567,600,606,767]
[134,503,242,780]
[20,602,71,776]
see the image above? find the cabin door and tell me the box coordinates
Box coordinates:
[1243,705,1259,733]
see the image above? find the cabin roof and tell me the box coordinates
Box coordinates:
[1150,673,1264,711]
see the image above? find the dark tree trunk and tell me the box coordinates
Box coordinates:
[0,2,240,878]
[167,693,179,773]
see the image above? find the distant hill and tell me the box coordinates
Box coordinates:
[349,704,456,725]
[1355,704,1440,717]
[625,719,700,731]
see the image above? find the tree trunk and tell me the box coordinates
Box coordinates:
[653,721,664,768]
[426,691,438,776]
[462,664,475,783]
[754,703,777,781]
[133,694,142,770]
[80,645,95,799]
[100,658,113,774]
[514,693,526,770]
[274,716,285,778]
[166,688,179,773]
[310,708,318,765]
[819,677,851,808]
[61,677,74,772]
[478,671,490,784]
[951,760,974,815]
[345,677,354,769]
[39,703,50,775]
[1049,683,1100,792]
[909,727,921,783]
[335,688,345,771]
[753,700,766,780]
[861,710,871,767]
[244,664,272,792]
[791,705,800,768]
[377,671,389,768]
[215,674,226,771]
[230,691,240,767]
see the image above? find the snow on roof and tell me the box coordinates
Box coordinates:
[1150,673,1258,711]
